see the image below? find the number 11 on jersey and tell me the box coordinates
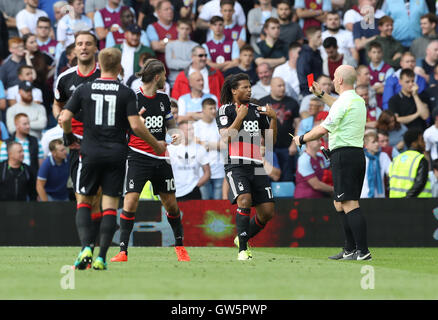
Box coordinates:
[92,94,117,126]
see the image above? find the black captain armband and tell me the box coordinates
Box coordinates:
[63,132,78,147]
[299,135,306,145]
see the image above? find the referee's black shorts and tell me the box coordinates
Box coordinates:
[330,147,365,202]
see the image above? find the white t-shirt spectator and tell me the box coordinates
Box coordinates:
[198,0,246,26]
[7,85,43,104]
[16,8,48,37]
[320,29,355,60]
[40,125,63,158]
[424,125,438,161]
[343,8,385,29]
[193,119,224,180]
[272,61,300,98]
[167,142,209,198]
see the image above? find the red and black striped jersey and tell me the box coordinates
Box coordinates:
[54,64,101,138]
[216,102,270,169]
[128,88,173,159]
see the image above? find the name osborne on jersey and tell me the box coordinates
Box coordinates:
[91,82,120,91]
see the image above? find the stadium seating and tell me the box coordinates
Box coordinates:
[271,182,295,198]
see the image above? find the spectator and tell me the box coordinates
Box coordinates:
[321,11,358,63]
[294,138,333,198]
[7,65,43,106]
[388,69,429,131]
[297,26,323,96]
[389,128,431,198]
[146,0,178,72]
[167,120,211,201]
[137,0,173,30]
[193,98,224,200]
[415,40,438,85]
[52,0,67,33]
[125,51,154,90]
[344,0,385,32]
[170,98,179,123]
[0,37,26,90]
[84,0,106,21]
[254,18,287,69]
[105,6,150,49]
[0,119,9,141]
[382,0,428,48]
[37,0,61,24]
[197,0,246,31]
[295,0,331,34]
[423,107,438,165]
[56,0,93,48]
[203,16,240,72]
[165,19,198,87]
[114,24,155,84]
[0,80,6,118]
[297,97,324,137]
[356,64,377,107]
[0,141,37,201]
[259,77,300,181]
[172,46,224,101]
[299,74,333,118]
[383,52,427,110]
[0,0,25,38]
[177,71,217,122]
[272,42,302,99]
[367,41,394,108]
[220,0,246,48]
[247,0,277,52]
[356,84,382,129]
[39,123,62,157]
[6,81,47,139]
[322,37,357,81]
[22,33,55,114]
[429,159,438,197]
[0,113,44,175]
[410,13,438,61]
[421,64,438,112]
[56,43,77,75]
[224,44,259,85]
[276,0,304,48]
[16,0,49,37]
[377,130,399,160]
[0,9,9,61]
[94,0,133,49]
[36,16,58,59]
[376,110,408,151]
[361,130,391,198]
[36,138,69,201]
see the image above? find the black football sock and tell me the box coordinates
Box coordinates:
[166,210,184,246]
[337,211,356,252]
[119,210,135,253]
[346,207,369,253]
[236,208,251,251]
[98,209,117,262]
[76,203,93,249]
[90,211,102,253]
[248,215,265,239]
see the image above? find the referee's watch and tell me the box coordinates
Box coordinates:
[299,135,306,145]
[316,90,325,99]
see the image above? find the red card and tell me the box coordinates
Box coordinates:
[307,73,314,88]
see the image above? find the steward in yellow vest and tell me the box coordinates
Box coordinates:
[389,129,431,198]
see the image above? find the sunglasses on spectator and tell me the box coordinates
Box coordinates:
[197,54,207,57]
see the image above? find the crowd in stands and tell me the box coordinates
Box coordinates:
[1,0,438,201]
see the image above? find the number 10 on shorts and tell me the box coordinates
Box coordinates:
[166,178,175,191]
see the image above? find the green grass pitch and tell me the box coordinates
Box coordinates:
[0,247,437,300]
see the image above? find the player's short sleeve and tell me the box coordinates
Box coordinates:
[297,153,316,178]
[216,105,235,130]
[37,158,49,181]
[125,89,139,117]
[54,73,68,102]
[93,10,104,28]
[64,86,83,115]
[146,24,159,42]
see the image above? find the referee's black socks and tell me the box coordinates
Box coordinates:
[236,207,251,251]
[346,207,369,253]
[119,210,136,253]
[76,203,93,249]
[166,210,184,246]
[337,211,356,252]
[98,209,118,262]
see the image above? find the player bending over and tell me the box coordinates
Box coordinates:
[60,48,167,270]
[110,58,190,263]
[217,73,278,260]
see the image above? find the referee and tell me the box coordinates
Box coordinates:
[293,65,371,261]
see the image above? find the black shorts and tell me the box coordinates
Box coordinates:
[69,149,80,188]
[330,147,365,202]
[225,165,274,206]
[76,156,125,197]
[124,151,175,195]
[176,186,202,202]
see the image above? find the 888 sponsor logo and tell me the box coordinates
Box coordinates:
[243,120,259,136]
[144,116,163,133]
